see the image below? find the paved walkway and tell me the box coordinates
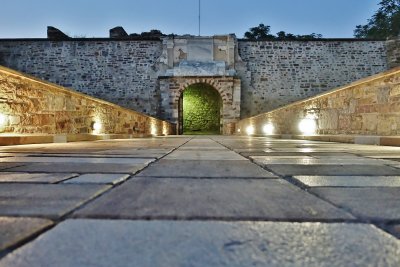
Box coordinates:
[0,136,400,266]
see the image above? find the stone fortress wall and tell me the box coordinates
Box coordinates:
[0,35,396,121]
[0,40,162,117]
[237,40,387,116]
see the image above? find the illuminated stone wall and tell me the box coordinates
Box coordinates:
[0,39,162,116]
[235,67,400,137]
[0,66,174,136]
[0,38,393,121]
[183,84,221,134]
[238,40,388,117]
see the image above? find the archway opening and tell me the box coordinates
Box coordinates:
[181,83,222,135]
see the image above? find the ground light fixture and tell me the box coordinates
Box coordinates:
[246,125,255,135]
[263,123,274,135]
[91,121,102,133]
[0,114,7,126]
[151,126,157,136]
[298,118,317,135]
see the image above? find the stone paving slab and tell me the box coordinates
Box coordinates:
[63,173,130,184]
[251,157,392,165]
[5,162,149,174]
[136,159,276,178]
[0,183,110,219]
[164,150,247,160]
[270,148,354,153]
[266,164,400,176]
[0,172,78,183]
[302,152,359,157]
[0,217,53,252]
[74,178,352,220]
[0,156,154,164]
[177,147,229,150]
[1,220,399,267]
[0,153,31,157]
[293,175,400,187]
[0,163,27,171]
[366,155,400,159]
[26,153,162,158]
[94,149,173,158]
[311,187,400,220]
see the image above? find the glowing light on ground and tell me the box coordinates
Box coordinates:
[246,126,255,135]
[263,123,274,135]
[298,118,317,135]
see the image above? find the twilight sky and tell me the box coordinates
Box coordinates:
[0,0,381,38]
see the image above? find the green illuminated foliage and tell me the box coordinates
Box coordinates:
[183,84,221,134]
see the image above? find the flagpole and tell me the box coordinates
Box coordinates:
[198,0,201,36]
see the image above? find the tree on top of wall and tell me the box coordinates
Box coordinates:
[354,0,400,39]
[244,24,276,40]
[244,23,323,40]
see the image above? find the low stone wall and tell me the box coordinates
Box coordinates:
[0,66,175,143]
[233,67,400,143]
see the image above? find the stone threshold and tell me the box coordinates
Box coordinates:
[249,134,400,147]
[0,133,154,146]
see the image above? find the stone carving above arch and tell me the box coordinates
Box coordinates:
[157,35,242,77]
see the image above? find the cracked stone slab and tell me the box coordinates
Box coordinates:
[63,174,130,184]
[136,159,276,178]
[266,164,400,176]
[164,150,247,160]
[0,183,110,219]
[0,172,78,183]
[0,163,27,171]
[293,176,400,187]
[1,220,399,267]
[0,217,53,252]
[311,187,400,220]
[5,162,149,174]
[74,178,352,220]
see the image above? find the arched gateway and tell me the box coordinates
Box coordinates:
[181,83,222,134]
[157,35,242,134]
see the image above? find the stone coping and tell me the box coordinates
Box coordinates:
[237,38,386,42]
[0,38,386,42]
[0,37,162,42]
[0,133,154,146]
[247,134,400,147]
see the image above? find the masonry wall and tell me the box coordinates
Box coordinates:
[235,67,400,137]
[0,66,174,136]
[0,39,162,116]
[0,38,393,121]
[237,40,388,117]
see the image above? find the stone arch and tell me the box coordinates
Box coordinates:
[173,78,230,105]
[159,76,241,134]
